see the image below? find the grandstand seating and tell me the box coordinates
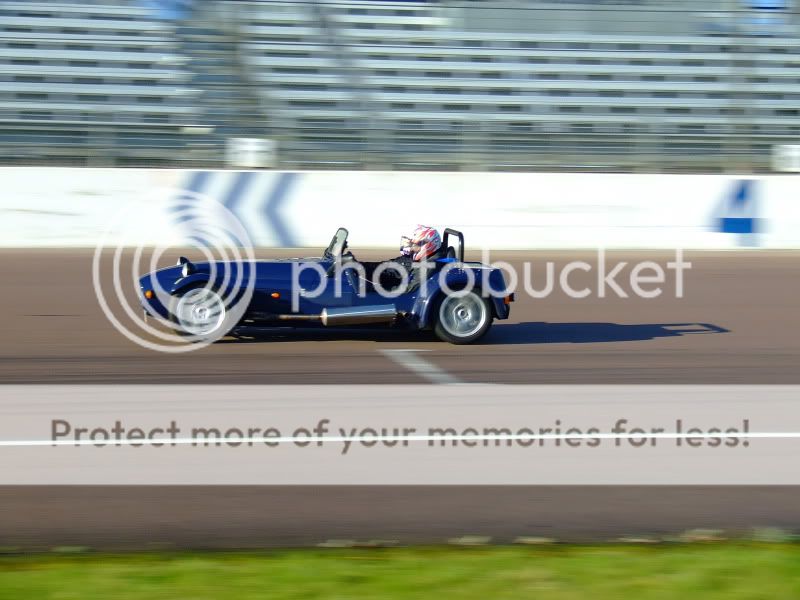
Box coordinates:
[240,0,800,170]
[1,0,799,170]
[0,1,201,165]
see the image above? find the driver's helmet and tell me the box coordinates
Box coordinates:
[400,225,441,261]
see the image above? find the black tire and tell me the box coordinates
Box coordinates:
[433,290,493,344]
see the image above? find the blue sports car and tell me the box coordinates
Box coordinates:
[139,227,513,344]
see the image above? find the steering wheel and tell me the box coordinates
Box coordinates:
[341,241,356,261]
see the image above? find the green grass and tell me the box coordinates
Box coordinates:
[1,545,800,599]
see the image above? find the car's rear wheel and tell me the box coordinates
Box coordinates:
[433,291,492,344]
[171,286,231,341]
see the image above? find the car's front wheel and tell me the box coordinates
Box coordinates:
[433,291,492,344]
[170,286,232,341]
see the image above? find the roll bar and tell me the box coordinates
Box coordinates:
[441,228,464,262]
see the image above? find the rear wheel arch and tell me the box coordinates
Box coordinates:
[427,283,501,322]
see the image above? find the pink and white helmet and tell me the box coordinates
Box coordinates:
[401,225,441,261]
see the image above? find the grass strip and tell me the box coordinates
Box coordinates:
[1,544,799,599]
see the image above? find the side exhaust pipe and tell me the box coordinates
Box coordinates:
[268,305,398,326]
[321,305,397,326]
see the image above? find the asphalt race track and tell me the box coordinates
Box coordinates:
[2,249,798,384]
[0,249,799,548]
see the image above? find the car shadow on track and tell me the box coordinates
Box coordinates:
[482,322,729,345]
[220,322,728,345]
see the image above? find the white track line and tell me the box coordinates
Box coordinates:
[381,349,462,384]
[0,431,797,448]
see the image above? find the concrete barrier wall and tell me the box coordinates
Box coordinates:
[1,167,798,249]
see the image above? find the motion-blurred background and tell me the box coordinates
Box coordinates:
[2,0,798,172]
[5,6,800,589]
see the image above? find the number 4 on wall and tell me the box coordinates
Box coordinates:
[714,179,761,237]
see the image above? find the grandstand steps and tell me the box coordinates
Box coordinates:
[179,18,267,139]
